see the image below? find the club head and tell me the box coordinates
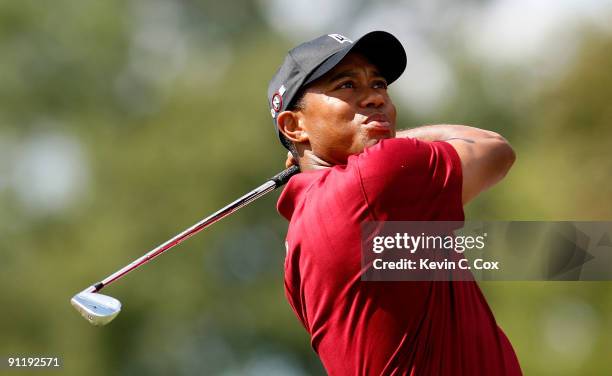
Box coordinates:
[71,292,121,326]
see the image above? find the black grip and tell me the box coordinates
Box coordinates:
[93,282,104,292]
[270,165,300,187]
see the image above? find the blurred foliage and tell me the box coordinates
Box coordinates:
[0,1,611,375]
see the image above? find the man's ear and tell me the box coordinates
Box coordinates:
[277,111,308,143]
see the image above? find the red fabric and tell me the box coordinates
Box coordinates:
[277,138,522,375]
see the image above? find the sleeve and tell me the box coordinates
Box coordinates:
[355,137,464,221]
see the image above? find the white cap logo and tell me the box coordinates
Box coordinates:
[328,34,353,44]
[272,94,282,111]
[270,85,286,119]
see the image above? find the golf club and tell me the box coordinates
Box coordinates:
[71,165,300,326]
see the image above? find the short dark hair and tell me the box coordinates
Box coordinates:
[287,88,306,111]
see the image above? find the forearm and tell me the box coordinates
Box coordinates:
[398,124,515,205]
[396,124,502,143]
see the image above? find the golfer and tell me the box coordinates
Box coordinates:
[268,31,521,375]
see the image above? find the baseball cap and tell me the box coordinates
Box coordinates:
[267,31,407,150]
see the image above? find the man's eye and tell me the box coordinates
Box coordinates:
[373,80,388,89]
[338,81,355,89]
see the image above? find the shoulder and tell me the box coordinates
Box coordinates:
[353,137,461,181]
[277,169,327,220]
[277,165,361,218]
[350,137,463,220]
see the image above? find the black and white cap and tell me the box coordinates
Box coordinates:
[267,31,407,150]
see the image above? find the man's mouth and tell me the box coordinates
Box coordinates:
[364,114,392,131]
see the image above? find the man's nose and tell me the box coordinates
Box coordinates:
[359,88,385,108]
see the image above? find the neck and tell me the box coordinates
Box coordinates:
[298,150,334,171]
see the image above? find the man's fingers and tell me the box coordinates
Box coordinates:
[285,151,297,168]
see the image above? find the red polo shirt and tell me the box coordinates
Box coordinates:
[277,138,522,375]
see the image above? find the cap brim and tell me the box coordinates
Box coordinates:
[304,31,407,87]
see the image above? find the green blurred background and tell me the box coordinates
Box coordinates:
[1,0,611,375]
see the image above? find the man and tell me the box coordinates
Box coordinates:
[267,31,521,375]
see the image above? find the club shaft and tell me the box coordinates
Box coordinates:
[84,166,299,293]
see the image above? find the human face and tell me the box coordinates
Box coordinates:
[296,52,397,165]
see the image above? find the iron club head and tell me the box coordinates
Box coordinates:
[71,292,121,326]
[69,167,299,327]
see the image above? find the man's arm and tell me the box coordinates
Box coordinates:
[397,125,516,205]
